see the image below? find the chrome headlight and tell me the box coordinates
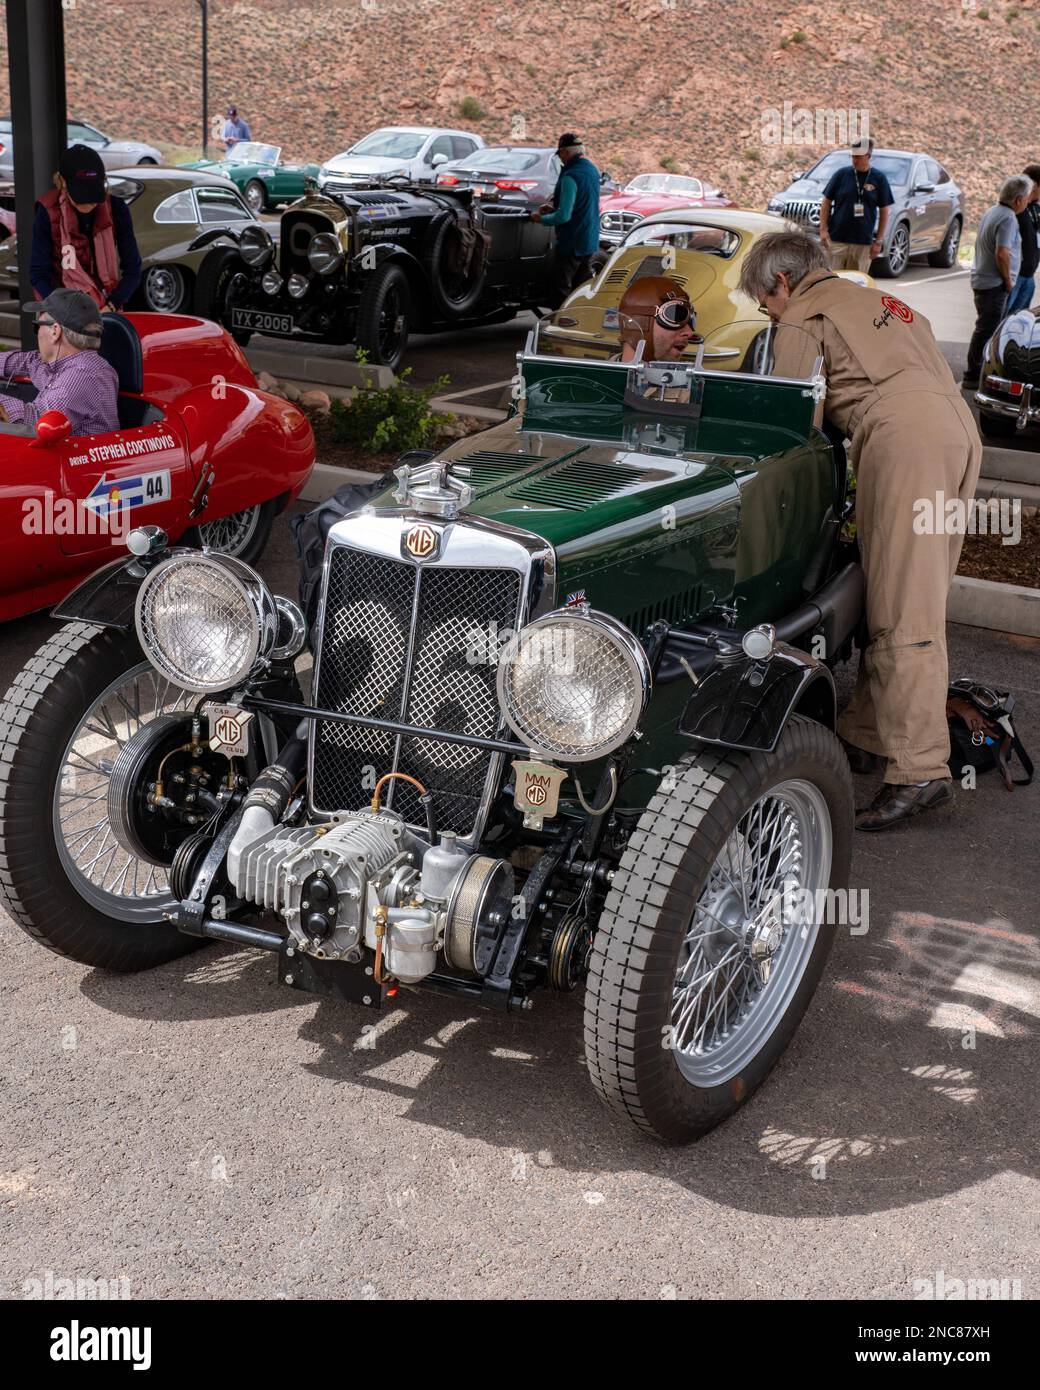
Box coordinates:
[497,608,651,762]
[239,223,274,268]
[261,269,283,295]
[308,231,344,275]
[134,553,278,693]
[287,271,309,298]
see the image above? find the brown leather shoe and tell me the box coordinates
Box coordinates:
[855,779,954,831]
[840,738,884,775]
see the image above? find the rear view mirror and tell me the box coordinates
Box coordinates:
[431,153,448,167]
[29,409,73,448]
[915,182,936,194]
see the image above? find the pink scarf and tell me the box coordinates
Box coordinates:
[56,190,121,306]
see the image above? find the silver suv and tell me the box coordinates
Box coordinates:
[766,148,965,277]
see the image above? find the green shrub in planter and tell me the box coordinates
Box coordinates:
[329,357,451,453]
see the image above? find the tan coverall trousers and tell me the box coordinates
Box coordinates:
[836,392,982,784]
[829,242,873,273]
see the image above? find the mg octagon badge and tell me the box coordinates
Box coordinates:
[402,522,442,561]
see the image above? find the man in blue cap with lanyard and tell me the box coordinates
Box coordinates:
[531,133,601,302]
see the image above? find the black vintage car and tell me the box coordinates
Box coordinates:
[198,182,557,371]
[974,306,1040,438]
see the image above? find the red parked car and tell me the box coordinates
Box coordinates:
[598,173,736,250]
[0,312,313,623]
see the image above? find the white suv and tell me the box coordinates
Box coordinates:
[318,126,484,194]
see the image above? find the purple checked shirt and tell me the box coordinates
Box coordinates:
[0,347,120,437]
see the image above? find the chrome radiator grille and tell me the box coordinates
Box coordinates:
[312,545,523,835]
[600,210,642,239]
[781,199,821,227]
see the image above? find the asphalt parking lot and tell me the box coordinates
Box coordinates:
[2,262,1038,1300]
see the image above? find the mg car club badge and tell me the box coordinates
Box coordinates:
[512,759,568,829]
[204,704,254,758]
[402,521,441,561]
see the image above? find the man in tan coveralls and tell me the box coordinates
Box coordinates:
[740,230,982,830]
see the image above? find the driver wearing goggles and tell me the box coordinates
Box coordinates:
[616,276,697,363]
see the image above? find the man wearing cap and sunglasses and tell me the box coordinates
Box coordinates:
[531,133,602,302]
[30,144,142,313]
[0,289,119,436]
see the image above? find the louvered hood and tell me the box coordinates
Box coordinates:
[414,417,744,551]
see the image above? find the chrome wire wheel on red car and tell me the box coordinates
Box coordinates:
[584,716,852,1142]
[183,497,277,566]
[0,625,212,970]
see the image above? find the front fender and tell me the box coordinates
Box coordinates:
[678,643,836,753]
[50,548,179,631]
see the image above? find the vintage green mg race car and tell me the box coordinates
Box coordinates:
[0,323,864,1143]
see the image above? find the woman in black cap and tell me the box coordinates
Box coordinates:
[29,143,142,312]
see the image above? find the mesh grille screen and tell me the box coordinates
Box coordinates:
[312,547,522,834]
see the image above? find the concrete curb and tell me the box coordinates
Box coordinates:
[975,477,1040,509]
[948,575,1040,638]
[979,444,1040,487]
[245,345,395,391]
[299,460,383,503]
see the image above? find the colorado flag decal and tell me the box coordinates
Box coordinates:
[83,469,171,517]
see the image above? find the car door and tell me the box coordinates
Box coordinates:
[926,160,955,248]
[421,134,456,181]
[57,415,193,558]
[907,158,938,250]
[0,425,65,609]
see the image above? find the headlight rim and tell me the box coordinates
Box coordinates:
[239,223,275,268]
[496,606,651,763]
[307,230,345,276]
[134,550,278,694]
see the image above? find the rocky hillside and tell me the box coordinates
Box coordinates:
[3,0,1038,221]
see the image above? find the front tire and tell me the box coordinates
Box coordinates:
[874,222,910,278]
[584,716,853,1143]
[355,262,410,372]
[195,245,253,345]
[0,624,207,972]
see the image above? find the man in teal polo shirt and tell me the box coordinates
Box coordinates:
[531,133,601,302]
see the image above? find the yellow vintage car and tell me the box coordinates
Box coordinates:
[543,208,873,369]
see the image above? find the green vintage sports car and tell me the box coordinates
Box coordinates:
[0,321,865,1144]
[183,142,320,213]
[0,166,265,316]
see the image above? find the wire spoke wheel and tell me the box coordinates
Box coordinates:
[584,719,852,1142]
[670,778,831,1086]
[53,662,195,922]
[195,504,262,557]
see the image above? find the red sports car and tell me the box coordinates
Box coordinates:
[0,312,314,622]
[599,172,737,250]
